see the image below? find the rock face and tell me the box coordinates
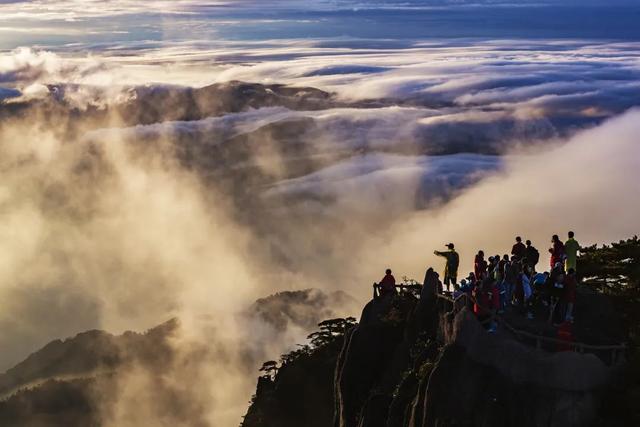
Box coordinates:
[414,310,610,427]
[242,339,341,427]
[334,294,420,427]
[243,279,625,427]
[331,289,615,427]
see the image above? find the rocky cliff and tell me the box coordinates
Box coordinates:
[245,278,628,427]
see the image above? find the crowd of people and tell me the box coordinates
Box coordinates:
[376,231,581,329]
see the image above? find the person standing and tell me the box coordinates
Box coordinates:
[525,240,540,271]
[564,268,577,323]
[504,257,520,309]
[473,277,499,328]
[511,236,527,261]
[474,250,488,280]
[549,235,565,269]
[549,272,566,325]
[564,231,581,273]
[435,243,459,292]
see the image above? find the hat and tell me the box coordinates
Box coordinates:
[446,243,455,249]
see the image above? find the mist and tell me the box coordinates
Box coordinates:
[357,109,640,282]
[0,111,329,425]
[2,98,639,425]
[1,1,640,425]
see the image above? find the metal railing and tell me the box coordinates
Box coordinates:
[434,291,626,366]
[372,282,421,298]
[371,282,626,364]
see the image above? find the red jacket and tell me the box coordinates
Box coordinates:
[380,274,396,292]
[474,255,488,279]
[473,287,489,315]
[550,241,565,268]
[473,283,499,315]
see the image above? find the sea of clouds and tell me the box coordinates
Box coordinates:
[1,1,640,425]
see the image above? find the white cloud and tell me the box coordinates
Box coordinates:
[263,152,502,215]
[3,39,640,122]
[0,1,224,20]
[356,109,640,282]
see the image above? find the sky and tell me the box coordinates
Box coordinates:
[1,0,640,49]
[1,1,640,426]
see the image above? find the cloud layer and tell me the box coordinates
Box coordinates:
[1,2,640,425]
[3,39,640,136]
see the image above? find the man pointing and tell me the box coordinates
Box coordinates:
[435,243,459,292]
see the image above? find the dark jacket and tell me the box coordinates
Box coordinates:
[435,249,459,277]
[525,245,540,266]
[379,274,396,292]
[511,242,526,260]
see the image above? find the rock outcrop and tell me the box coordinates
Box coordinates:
[334,294,419,427]
[413,309,610,427]
[332,289,616,427]
[242,338,341,427]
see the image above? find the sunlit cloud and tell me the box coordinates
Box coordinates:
[0,1,228,20]
[1,2,640,425]
[3,39,639,125]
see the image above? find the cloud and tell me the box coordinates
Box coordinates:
[0,1,225,20]
[0,109,277,425]
[0,47,106,92]
[197,40,640,132]
[1,0,638,54]
[355,109,640,283]
[2,1,635,19]
[0,99,362,425]
[263,152,503,214]
[3,39,639,129]
[1,15,640,425]
[0,86,20,99]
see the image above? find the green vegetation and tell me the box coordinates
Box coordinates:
[243,317,357,427]
[581,236,640,290]
[580,236,640,424]
[581,236,640,348]
[261,317,357,376]
[258,361,278,380]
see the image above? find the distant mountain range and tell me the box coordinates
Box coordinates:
[0,288,357,426]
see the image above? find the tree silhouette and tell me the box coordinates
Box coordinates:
[259,317,359,379]
[580,236,640,425]
[279,345,312,365]
[580,236,640,291]
[259,361,278,380]
[307,317,357,349]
